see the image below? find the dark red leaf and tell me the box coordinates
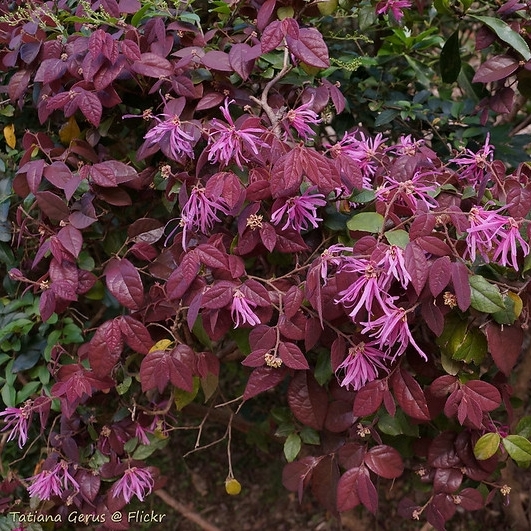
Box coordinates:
[57,225,83,258]
[356,465,378,515]
[311,455,339,517]
[451,261,471,311]
[140,348,194,393]
[256,0,277,32]
[35,191,69,221]
[278,341,309,370]
[506,179,531,218]
[421,300,445,336]
[166,252,200,300]
[485,322,523,376]
[274,229,309,252]
[249,324,277,351]
[229,43,260,80]
[90,160,138,187]
[243,366,287,400]
[434,467,463,494]
[365,445,404,479]
[39,290,56,323]
[324,400,355,432]
[78,90,103,127]
[336,467,361,512]
[260,222,277,252]
[202,281,236,309]
[8,69,32,102]
[286,28,330,69]
[409,212,436,239]
[260,20,284,53]
[391,368,431,421]
[429,256,452,297]
[301,148,340,194]
[270,149,304,199]
[472,55,519,83]
[463,380,501,411]
[458,488,485,511]
[104,258,144,310]
[287,371,327,430]
[430,375,459,397]
[282,456,319,503]
[131,52,174,77]
[416,235,452,256]
[88,319,124,378]
[121,39,142,61]
[428,432,461,468]
[77,469,101,503]
[201,50,232,72]
[117,315,153,355]
[353,379,386,416]
[404,242,429,296]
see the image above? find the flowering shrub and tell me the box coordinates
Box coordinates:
[1,0,531,529]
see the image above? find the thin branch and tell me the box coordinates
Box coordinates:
[154,488,223,531]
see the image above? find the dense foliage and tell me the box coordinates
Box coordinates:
[1,0,531,529]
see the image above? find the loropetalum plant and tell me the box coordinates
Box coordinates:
[1,0,531,529]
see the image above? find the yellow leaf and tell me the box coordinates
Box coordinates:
[149,339,173,353]
[507,291,523,318]
[3,124,16,149]
[59,116,81,144]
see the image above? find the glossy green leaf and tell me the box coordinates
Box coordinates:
[469,275,505,313]
[470,15,531,61]
[516,417,531,439]
[474,432,501,460]
[385,229,409,248]
[440,30,461,83]
[283,432,302,462]
[502,435,531,465]
[347,212,384,233]
[451,327,487,364]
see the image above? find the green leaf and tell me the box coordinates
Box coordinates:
[174,377,200,411]
[502,435,531,465]
[347,212,384,233]
[374,108,399,127]
[440,30,461,83]
[469,15,531,61]
[314,350,333,386]
[516,417,531,439]
[452,327,487,364]
[492,293,519,325]
[283,432,302,462]
[300,426,320,445]
[385,229,409,248]
[350,189,376,204]
[469,275,505,313]
[474,432,501,460]
[378,411,419,437]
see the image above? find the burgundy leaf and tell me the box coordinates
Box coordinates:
[336,467,361,512]
[472,55,519,83]
[117,315,153,355]
[421,300,444,336]
[229,43,260,80]
[433,467,463,493]
[287,371,327,430]
[243,366,288,400]
[88,319,124,378]
[356,465,378,515]
[39,290,56,323]
[34,58,68,84]
[78,90,103,127]
[271,148,304,199]
[409,212,436,239]
[430,375,459,397]
[8,69,32,102]
[365,445,404,479]
[195,244,229,270]
[458,488,485,511]
[490,87,514,113]
[301,148,340,194]
[353,379,386,416]
[140,348,194,393]
[202,281,236,309]
[391,368,431,421]
[90,160,138,187]
[278,341,309,370]
[249,325,277,351]
[324,400,355,433]
[260,222,277,252]
[451,261,471,311]
[121,39,142,61]
[416,235,452,256]
[428,432,461,468]
[286,28,330,69]
[310,455,339,517]
[463,380,501,412]
[274,229,309,252]
[166,252,200,300]
[404,242,429,296]
[35,191,69,221]
[104,257,144,310]
[282,456,319,503]
[506,179,531,218]
[284,285,304,319]
[77,469,101,503]
[485,322,523,376]
[202,50,232,72]
[57,225,83,258]
[21,159,45,195]
[131,52,174,77]
[429,256,452,297]
[260,20,284,53]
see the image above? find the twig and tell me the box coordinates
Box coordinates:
[154,488,222,531]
